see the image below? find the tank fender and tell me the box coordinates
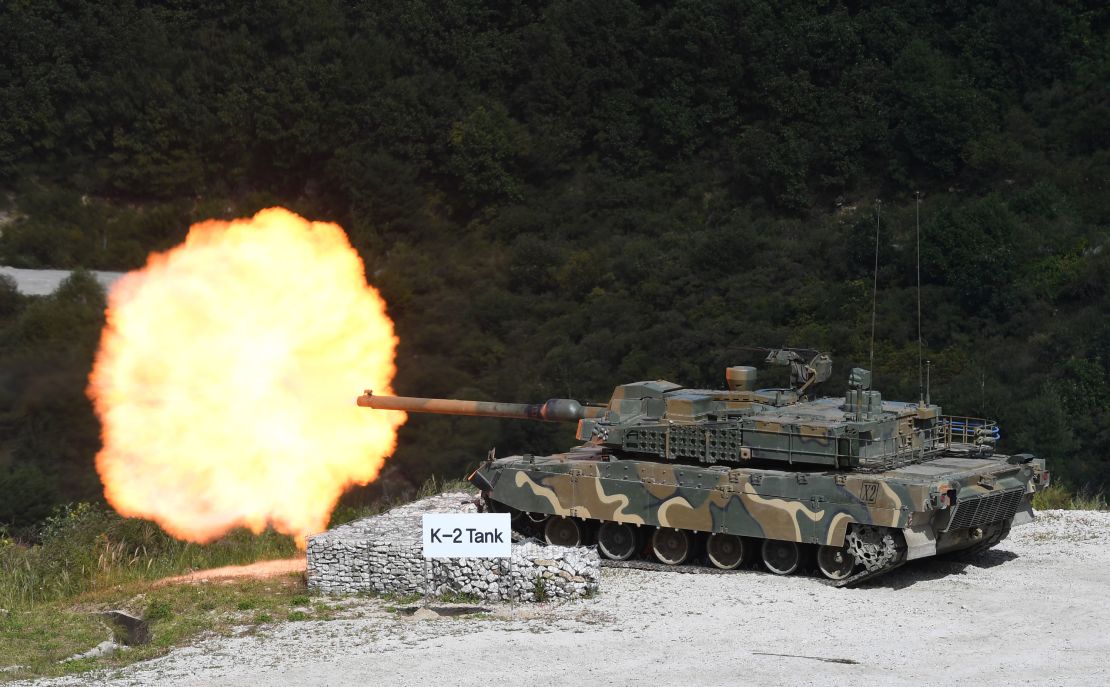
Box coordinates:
[818,512,854,547]
[902,524,937,561]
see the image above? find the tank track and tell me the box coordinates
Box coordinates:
[827,526,905,587]
[597,556,904,588]
[505,513,907,587]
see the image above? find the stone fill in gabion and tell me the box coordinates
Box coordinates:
[306,492,600,601]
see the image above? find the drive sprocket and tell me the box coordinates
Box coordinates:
[844,525,899,572]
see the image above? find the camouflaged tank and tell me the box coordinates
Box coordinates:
[358,349,1049,585]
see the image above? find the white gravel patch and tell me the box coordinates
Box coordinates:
[17,509,1110,687]
[1,266,124,296]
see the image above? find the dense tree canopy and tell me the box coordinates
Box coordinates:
[1,0,1107,525]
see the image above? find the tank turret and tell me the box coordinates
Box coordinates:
[362,350,980,472]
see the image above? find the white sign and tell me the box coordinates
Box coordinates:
[422,513,511,558]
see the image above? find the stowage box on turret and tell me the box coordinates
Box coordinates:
[358,350,1049,585]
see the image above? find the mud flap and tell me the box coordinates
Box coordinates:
[902,524,937,561]
[1012,503,1035,527]
[467,468,495,493]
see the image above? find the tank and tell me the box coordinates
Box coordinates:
[357,349,1049,586]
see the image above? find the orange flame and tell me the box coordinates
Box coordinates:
[88,207,406,546]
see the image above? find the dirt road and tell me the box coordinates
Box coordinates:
[23,509,1110,686]
[0,266,123,296]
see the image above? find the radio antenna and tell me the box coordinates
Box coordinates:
[915,191,924,407]
[869,199,881,378]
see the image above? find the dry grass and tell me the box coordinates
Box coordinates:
[1032,484,1108,511]
[0,573,313,682]
[1,503,298,610]
[0,477,474,681]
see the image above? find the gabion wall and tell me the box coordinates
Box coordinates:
[306,492,599,601]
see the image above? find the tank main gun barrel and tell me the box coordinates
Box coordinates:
[357,391,606,423]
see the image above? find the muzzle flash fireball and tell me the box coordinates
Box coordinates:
[89,207,406,546]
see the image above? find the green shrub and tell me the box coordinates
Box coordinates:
[1034,484,1073,509]
[532,577,548,602]
[1033,484,1108,511]
[1068,490,1107,511]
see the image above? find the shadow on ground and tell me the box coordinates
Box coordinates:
[867,549,1020,590]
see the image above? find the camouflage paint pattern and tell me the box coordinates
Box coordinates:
[474,451,1044,548]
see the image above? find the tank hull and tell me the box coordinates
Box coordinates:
[470,448,1043,581]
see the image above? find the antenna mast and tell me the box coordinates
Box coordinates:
[869,199,881,378]
[915,191,924,407]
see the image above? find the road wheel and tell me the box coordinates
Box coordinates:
[597,522,639,560]
[651,528,692,565]
[544,516,583,547]
[816,544,856,580]
[761,539,802,575]
[707,533,746,570]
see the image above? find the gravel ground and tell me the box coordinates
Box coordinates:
[0,266,124,296]
[19,509,1110,687]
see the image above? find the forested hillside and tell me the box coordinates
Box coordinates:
[1,0,1107,527]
